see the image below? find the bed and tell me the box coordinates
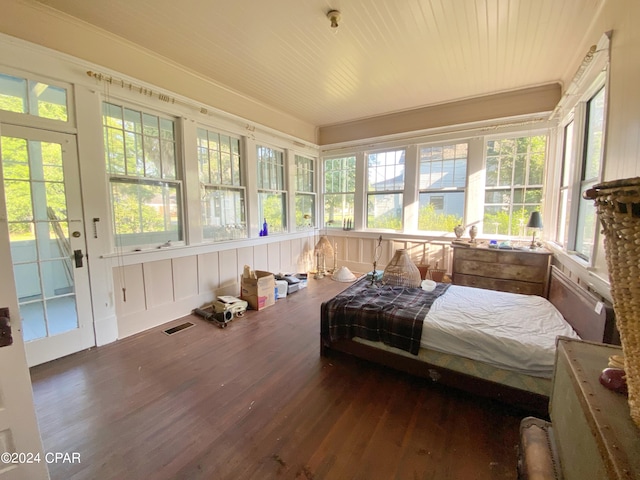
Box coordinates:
[320,266,618,415]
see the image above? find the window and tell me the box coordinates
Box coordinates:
[556,121,574,247]
[574,86,606,259]
[197,128,246,241]
[256,145,286,234]
[367,149,405,229]
[102,102,182,247]
[324,156,356,229]
[483,135,546,236]
[0,72,68,122]
[418,143,467,231]
[294,155,315,230]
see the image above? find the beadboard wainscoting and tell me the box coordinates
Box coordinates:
[323,233,454,278]
[110,236,317,338]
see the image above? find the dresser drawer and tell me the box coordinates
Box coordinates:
[451,245,551,296]
[454,258,548,283]
[453,247,550,268]
[454,273,545,296]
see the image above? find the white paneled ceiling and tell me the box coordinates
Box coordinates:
[34,0,603,127]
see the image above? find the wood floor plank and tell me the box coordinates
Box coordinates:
[31,276,522,480]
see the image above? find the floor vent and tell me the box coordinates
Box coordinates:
[163,322,195,336]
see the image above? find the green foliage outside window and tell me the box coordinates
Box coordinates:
[1,136,67,239]
[417,203,463,232]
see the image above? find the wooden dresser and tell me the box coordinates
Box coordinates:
[451,245,551,296]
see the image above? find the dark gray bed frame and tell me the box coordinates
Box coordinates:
[320,266,617,416]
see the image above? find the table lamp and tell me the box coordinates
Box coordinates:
[526,211,543,249]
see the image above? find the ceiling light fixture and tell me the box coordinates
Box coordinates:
[327,10,341,29]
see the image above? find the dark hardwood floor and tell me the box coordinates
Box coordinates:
[31,276,524,480]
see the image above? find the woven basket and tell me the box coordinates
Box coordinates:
[584,177,640,428]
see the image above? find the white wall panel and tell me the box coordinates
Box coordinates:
[172,256,198,301]
[143,260,174,308]
[252,244,269,272]
[198,252,220,294]
[268,242,283,273]
[113,264,146,317]
[218,248,239,288]
[237,247,254,275]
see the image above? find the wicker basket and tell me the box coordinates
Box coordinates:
[584,177,640,428]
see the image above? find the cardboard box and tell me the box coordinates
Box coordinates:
[241,270,275,311]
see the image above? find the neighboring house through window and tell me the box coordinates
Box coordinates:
[418,143,467,232]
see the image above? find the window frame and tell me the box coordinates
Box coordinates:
[482,133,548,238]
[197,127,247,242]
[102,100,184,250]
[293,154,316,231]
[569,82,607,262]
[323,155,357,230]
[256,144,287,235]
[365,148,406,231]
[0,68,75,131]
[417,141,468,233]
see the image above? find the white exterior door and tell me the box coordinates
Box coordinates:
[0,139,48,478]
[1,125,95,367]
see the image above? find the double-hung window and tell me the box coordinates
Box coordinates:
[483,135,546,236]
[197,128,246,241]
[367,149,405,230]
[418,143,467,231]
[102,102,182,248]
[256,145,286,234]
[294,155,315,230]
[324,156,356,229]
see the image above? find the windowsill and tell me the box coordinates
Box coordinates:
[99,230,318,265]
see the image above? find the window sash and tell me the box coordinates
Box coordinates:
[295,192,315,230]
[197,128,241,187]
[295,155,315,193]
[110,177,182,247]
[201,185,246,241]
[367,192,403,229]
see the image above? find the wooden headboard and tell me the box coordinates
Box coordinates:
[547,266,619,345]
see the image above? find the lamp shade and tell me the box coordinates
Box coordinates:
[526,211,543,229]
[314,235,334,257]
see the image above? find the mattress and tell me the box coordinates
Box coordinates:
[354,284,580,379]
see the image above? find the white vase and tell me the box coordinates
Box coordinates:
[469,225,478,242]
[454,224,465,239]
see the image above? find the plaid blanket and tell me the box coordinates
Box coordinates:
[321,278,450,355]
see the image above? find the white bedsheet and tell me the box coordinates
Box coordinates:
[422,285,580,378]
